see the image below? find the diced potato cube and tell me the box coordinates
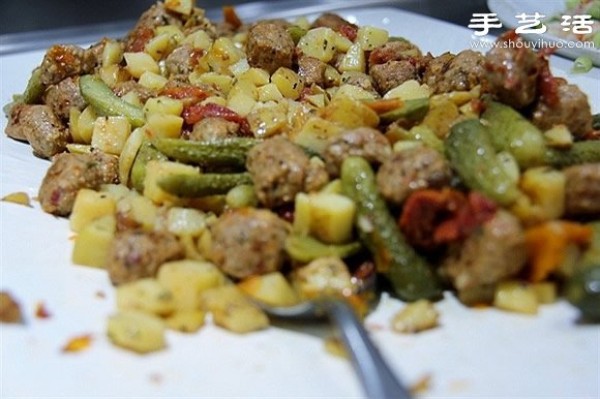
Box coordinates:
[71,214,116,268]
[98,64,126,88]
[307,192,356,244]
[144,96,184,117]
[290,116,343,154]
[183,29,213,50]
[118,127,146,185]
[544,124,573,149]
[91,116,132,155]
[384,79,432,101]
[201,96,228,107]
[228,79,258,99]
[357,26,389,51]
[155,25,185,44]
[257,83,284,102]
[238,67,270,86]
[143,160,200,205]
[157,260,226,311]
[229,57,250,77]
[292,257,354,300]
[166,207,208,236]
[531,282,557,304]
[319,95,379,129]
[116,278,175,316]
[238,272,300,307]
[76,106,97,144]
[138,71,168,90]
[334,32,353,52]
[121,91,143,107]
[493,281,539,315]
[293,193,311,235]
[70,189,117,233]
[165,310,206,332]
[164,0,194,15]
[145,114,184,139]
[102,40,123,67]
[421,100,459,138]
[247,103,288,138]
[207,37,244,74]
[189,72,233,95]
[99,183,131,200]
[106,311,166,353]
[305,94,326,108]
[227,93,256,117]
[332,84,377,101]
[391,300,439,333]
[69,108,83,143]
[66,143,93,154]
[124,52,160,78]
[511,167,566,226]
[117,193,158,231]
[271,67,303,100]
[144,33,173,60]
[200,285,269,333]
[298,27,338,62]
[338,43,365,73]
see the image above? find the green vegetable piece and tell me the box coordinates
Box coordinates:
[22,67,45,104]
[152,137,260,168]
[130,142,168,192]
[286,25,307,44]
[392,124,444,153]
[565,264,600,321]
[544,140,600,168]
[572,56,593,74]
[445,119,522,206]
[379,97,429,124]
[158,172,252,197]
[79,74,145,127]
[593,113,600,131]
[285,235,362,264]
[593,32,600,49]
[340,156,442,302]
[482,101,546,168]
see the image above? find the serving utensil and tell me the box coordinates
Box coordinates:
[260,298,413,399]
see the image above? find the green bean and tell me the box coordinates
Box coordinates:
[152,137,260,168]
[340,156,442,301]
[285,235,362,264]
[130,142,168,192]
[79,75,145,127]
[158,172,252,197]
[544,140,600,168]
[379,97,429,124]
[286,25,307,44]
[445,119,522,206]
[22,67,45,104]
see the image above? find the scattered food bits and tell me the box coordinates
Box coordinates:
[1,192,32,207]
[0,291,24,323]
[35,302,52,319]
[391,300,439,333]
[410,373,433,395]
[323,336,348,359]
[62,334,93,353]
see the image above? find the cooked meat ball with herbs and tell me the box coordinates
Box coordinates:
[246,136,328,207]
[209,208,289,279]
[188,117,241,141]
[38,151,119,216]
[564,163,600,216]
[322,127,392,176]
[43,76,86,120]
[246,21,295,75]
[376,146,452,205]
[422,50,484,94]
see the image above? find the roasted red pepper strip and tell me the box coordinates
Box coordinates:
[160,85,209,102]
[399,188,497,249]
[183,103,252,135]
[537,57,561,108]
[126,26,154,52]
[338,24,358,41]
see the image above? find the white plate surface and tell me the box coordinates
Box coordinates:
[488,0,600,66]
[1,7,599,399]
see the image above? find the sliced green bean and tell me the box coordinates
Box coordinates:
[158,172,252,197]
[379,97,429,124]
[130,142,168,192]
[79,74,145,127]
[285,234,362,264]
[341,156,442,301]
[152,137,260,168]
[22,67,45,104]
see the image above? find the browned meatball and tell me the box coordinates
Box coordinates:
[39,45,98,86]
[484,34,540,109]
[298,56,328,87]
[322,127,392,176]
[246,22,295,75]
[107,230,185,285]
[440,210,527,304]
[246,136,328,207]
[311,12,357,32]
[38,151,118,216]
[165,44,202,76]
[370,60,417,94]
[113,81,156,103]
[368,40,422,67]
[188,117,240,142]
[531,82,593,138]
[564,163,600,216]
[209,208,289,279]
[376,147,452,205]
[5,104,68,158]
[125,3,183,51]
[44,76,86,120]
[423,50,484,94]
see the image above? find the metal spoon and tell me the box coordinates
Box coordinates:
[261,298,413,399]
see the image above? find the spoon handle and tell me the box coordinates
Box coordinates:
[326,300,412,399]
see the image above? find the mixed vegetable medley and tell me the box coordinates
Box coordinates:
[3,0,600,353]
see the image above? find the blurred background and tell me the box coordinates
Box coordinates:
[0,0,490,35]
